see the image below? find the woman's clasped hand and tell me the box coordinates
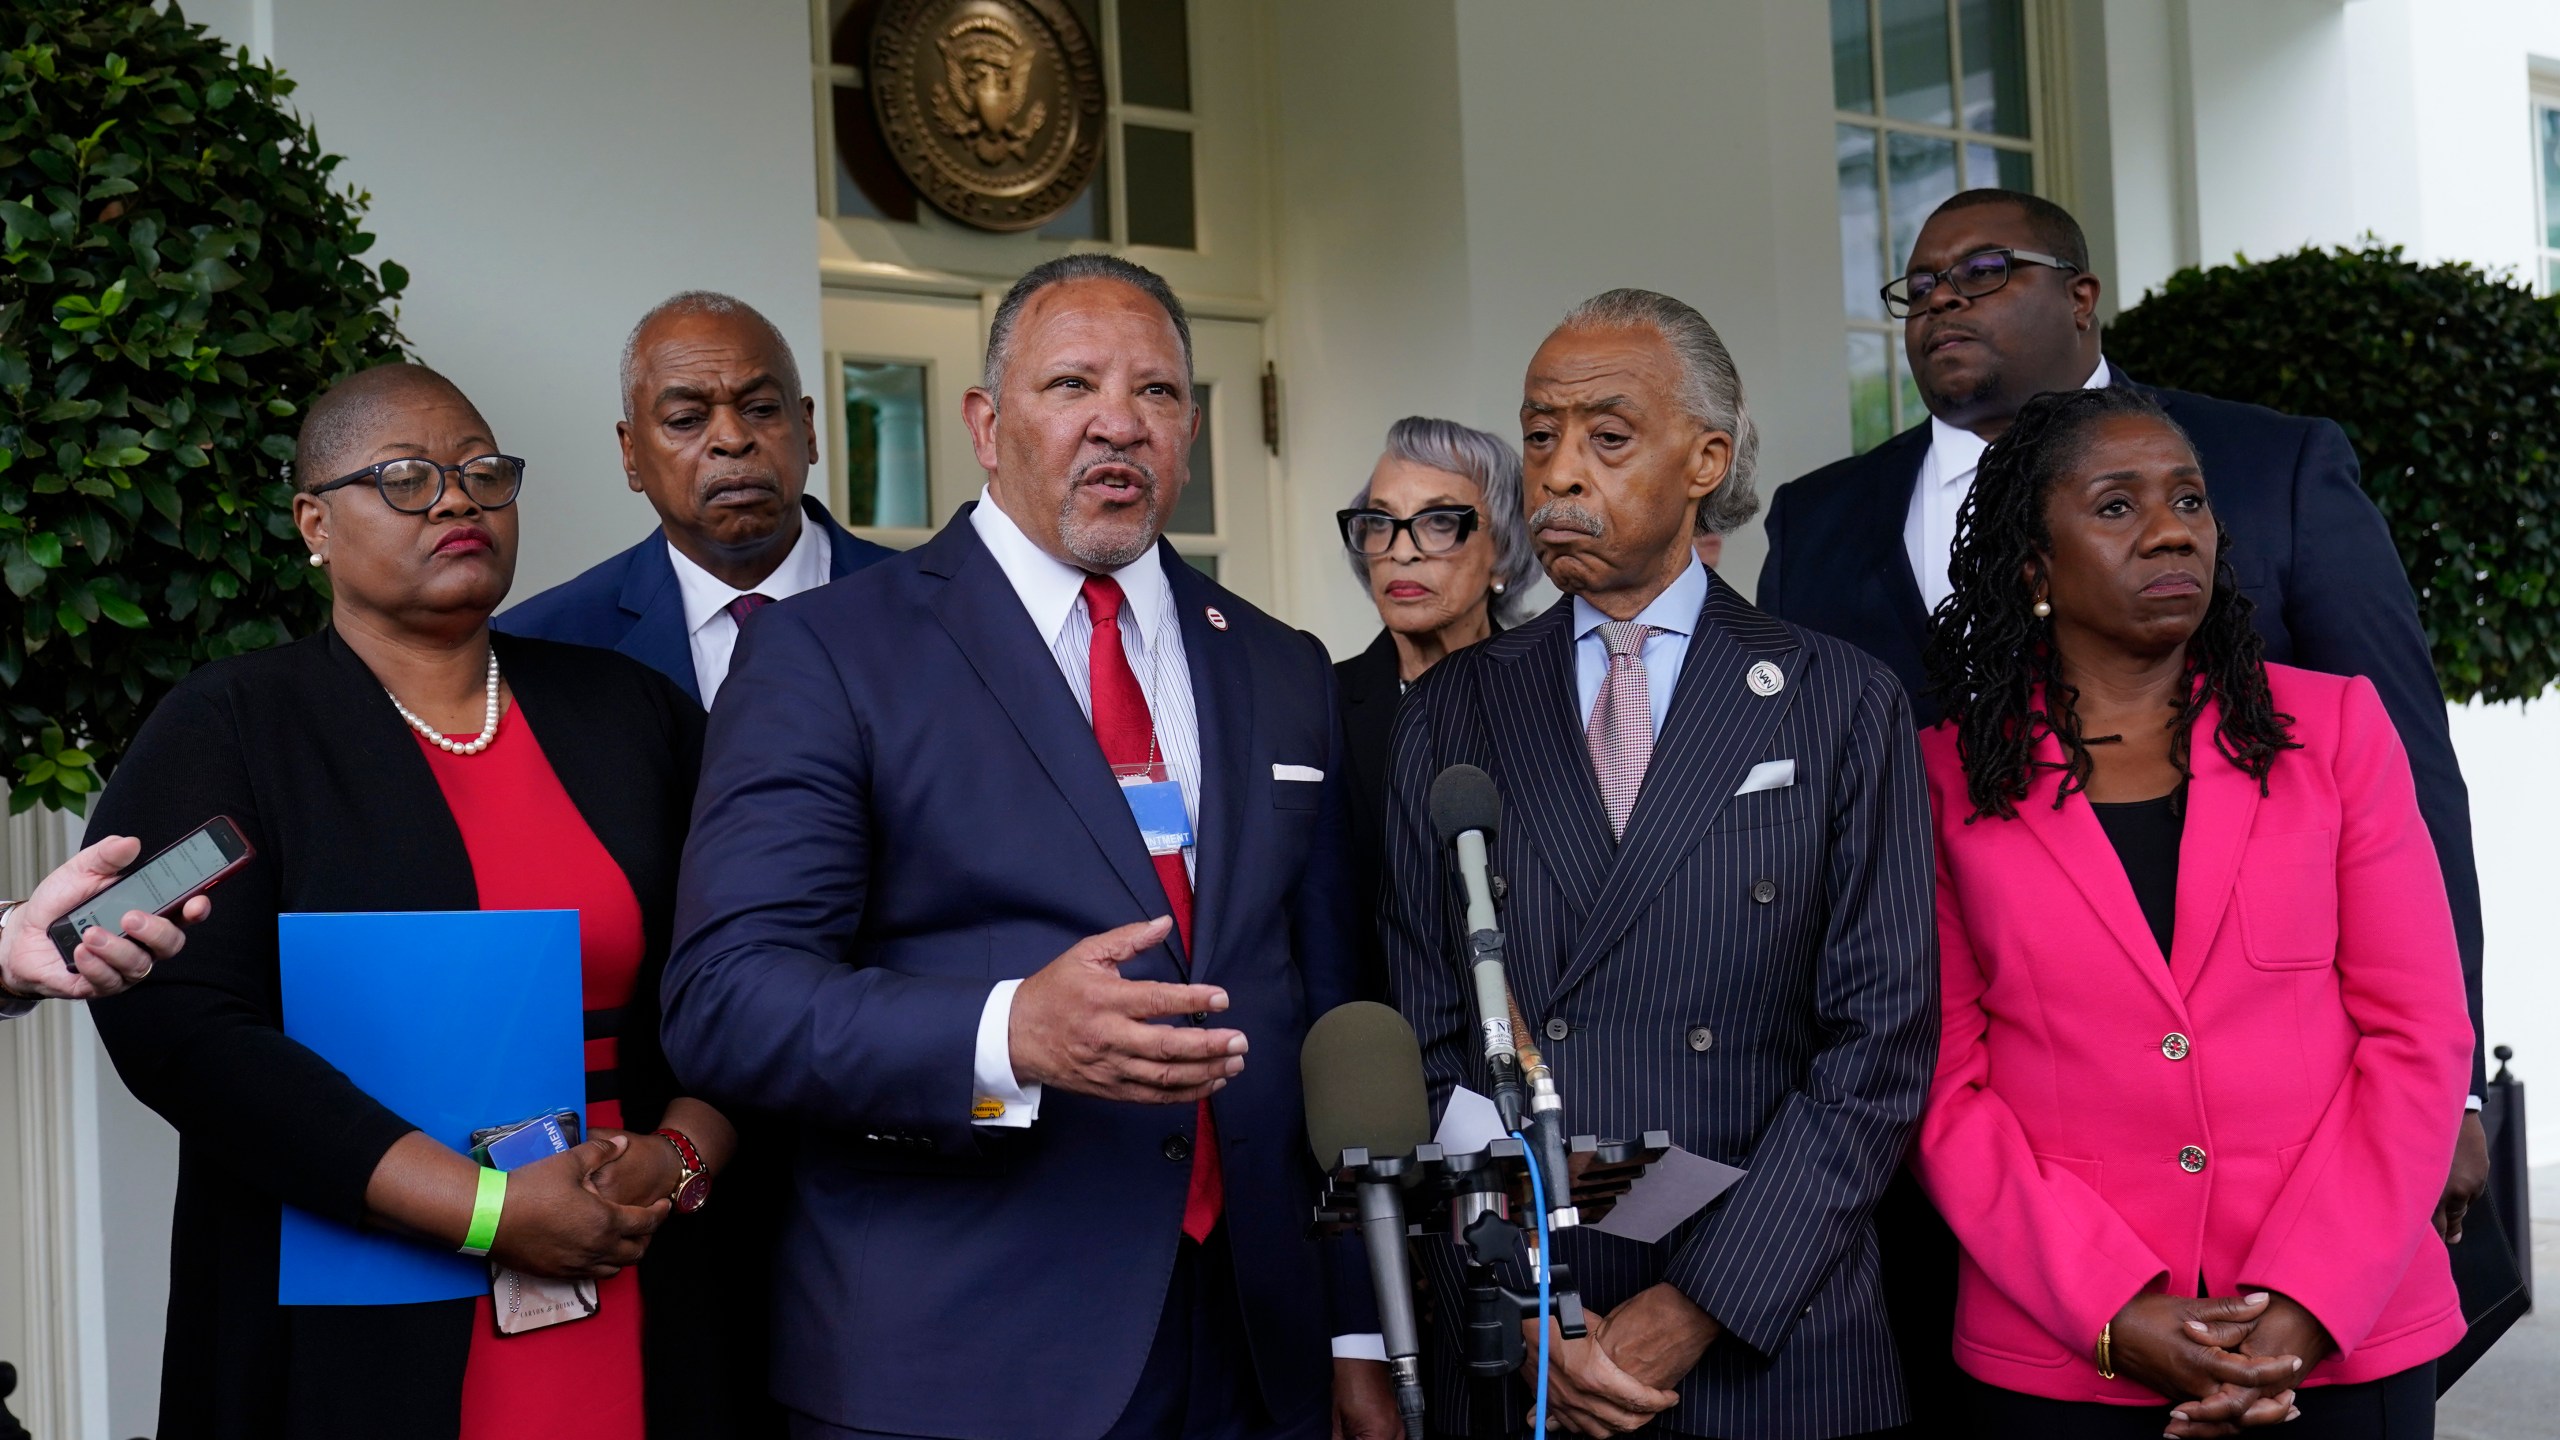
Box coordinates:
[2115,1289,2342,1437]
[491,1135,672,1281]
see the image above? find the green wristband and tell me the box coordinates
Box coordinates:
[459,1166,506,1258]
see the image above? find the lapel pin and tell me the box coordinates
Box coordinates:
[1205,606,1228,631]
[1747,660,1785,697]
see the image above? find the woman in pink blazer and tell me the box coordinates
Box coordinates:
[1912,388,2472,1439]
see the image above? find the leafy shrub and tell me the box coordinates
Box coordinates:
[2109,242,2560,704]
[1,0,406,813]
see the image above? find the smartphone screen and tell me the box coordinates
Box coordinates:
[50,817,251,962]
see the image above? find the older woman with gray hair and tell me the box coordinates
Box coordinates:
[1333,416,1541,970]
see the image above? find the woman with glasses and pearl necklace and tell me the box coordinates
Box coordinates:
[1332,417,1541,985]
[84,363,770,1440]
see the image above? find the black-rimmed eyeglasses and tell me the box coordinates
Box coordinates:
[1881,247,2081,319]
[308,455,527,514]
[1338,505,1480,557]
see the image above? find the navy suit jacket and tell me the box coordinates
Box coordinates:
[1757,372,2486,1091]
[1381,578,1940,1438]
[494,495,894,702]
[661,507,1371,1437]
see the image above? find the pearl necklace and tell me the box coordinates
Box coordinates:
[386,651,503,755]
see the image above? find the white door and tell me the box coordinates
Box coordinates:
[1162,316,1275,608]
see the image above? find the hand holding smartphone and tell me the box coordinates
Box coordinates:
[48,816,253,972]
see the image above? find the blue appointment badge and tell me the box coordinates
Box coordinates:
[1114,764,1194,856]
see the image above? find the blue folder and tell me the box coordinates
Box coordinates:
[276,909,584,1306]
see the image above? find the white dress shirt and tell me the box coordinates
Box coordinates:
[966,488,1202,1131]
[1903,357,2112,612]
[666,508,835,706]
[1572,559,1711,739]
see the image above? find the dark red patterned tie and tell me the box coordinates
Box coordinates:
[1080,575,1222,1242]
[725,592,774,627]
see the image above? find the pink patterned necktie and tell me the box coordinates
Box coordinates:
[1587,620,1661,840]
[725,592,774,626]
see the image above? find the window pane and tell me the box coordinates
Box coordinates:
[1888,130,1959,277]
[1896,351,1926,434]
[2541,104,2560,250]
[1171,384,1215,534]
[1880,0,1954,127]
[1124,125,1196,249]
[1960,0,2031,138]
[1963,142,2033,194]
[2548,256,2559,296]
[1119,0,1192,111]
[1848,331,1892,454]
[842,360,930,529]
[1839,125,1885,322]
[1831,0,1874,114]
[1179,553,1219,580]
[826,0,865,66]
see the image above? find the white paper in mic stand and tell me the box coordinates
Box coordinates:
[1433,1085,1745,1245]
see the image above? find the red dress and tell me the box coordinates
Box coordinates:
[416,712,649,1440]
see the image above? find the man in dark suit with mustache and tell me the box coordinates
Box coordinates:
[1757,188,2489,1433]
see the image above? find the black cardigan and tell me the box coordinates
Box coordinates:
[85,629,778,1440]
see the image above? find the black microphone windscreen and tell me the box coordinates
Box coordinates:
[1302,1001,1433,1171]
[1428,764,1502,845]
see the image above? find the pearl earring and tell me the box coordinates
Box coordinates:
[309,553,324,568]
[2032,598,2052,618]
[1491,581,1506,595]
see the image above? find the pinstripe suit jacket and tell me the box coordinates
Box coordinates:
[1380,574,1939,1439]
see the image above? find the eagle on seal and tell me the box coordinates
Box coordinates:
[931,15,1046,166]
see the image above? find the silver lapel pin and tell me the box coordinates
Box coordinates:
[1746,660,1784,697]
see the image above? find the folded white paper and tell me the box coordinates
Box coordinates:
[1734,758,1796,795]
[1587,1147,1747,1244]
[1435,1084,1508,1156]
[1273,763,1325,782]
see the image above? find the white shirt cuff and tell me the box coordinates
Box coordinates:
[2466,1093,2484,1112]
[1330,1333,1388,1362]
[971,978,1042,1128]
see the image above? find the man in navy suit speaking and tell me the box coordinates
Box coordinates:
[1758,190,2492,1434]
[497,291,892,702]
[663,256,1396,1440]
[1381,290,1938,1438]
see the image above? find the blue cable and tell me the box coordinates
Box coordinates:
[1512,1130,1552,1440]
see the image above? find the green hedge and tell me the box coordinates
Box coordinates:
[2109,242,2560,705]
[1,0,407,813]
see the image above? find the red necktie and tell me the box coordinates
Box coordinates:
[1080,575,1223,1243]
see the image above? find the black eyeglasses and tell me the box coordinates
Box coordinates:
[308,455,527,514]
[1338,505,1481,557]
[1881,247,2081,319]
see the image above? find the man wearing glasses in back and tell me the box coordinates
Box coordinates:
[1757,187,2489,1435]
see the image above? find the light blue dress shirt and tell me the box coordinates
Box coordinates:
[1572,559,1710,738]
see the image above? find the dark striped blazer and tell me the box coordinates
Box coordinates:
[1379,574,1939,1438]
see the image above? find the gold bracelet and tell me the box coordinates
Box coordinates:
[2096,1321,2116,1379]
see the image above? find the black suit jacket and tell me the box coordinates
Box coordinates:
[1757,371,2486,1092]
[1381,579,1939,1438]
[84,630,772,1440]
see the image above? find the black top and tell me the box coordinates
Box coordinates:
[84,629,781,1440]
[2090,785,2187,961]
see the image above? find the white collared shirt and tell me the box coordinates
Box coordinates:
[666,507,834,706]
[1571,559,1710,739]
[966,486,1204,1131]
[1903,357,2112,612]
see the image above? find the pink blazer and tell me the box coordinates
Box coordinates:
[1913,664,2471,1402]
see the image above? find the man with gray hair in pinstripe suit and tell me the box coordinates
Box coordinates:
[1379,289,1938,1438]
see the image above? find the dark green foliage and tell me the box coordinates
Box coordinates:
[1,0,405,813]
[2109,242,2560,705]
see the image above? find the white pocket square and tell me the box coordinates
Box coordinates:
[1273,764,1324,782]
[1735,759,1795,795]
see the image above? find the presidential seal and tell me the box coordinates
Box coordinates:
[869,0,1105,232]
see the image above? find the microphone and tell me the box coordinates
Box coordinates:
[1428,765,1524,1131]
[1303,1001,1433,1440]
[1428,765,1577,1230]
